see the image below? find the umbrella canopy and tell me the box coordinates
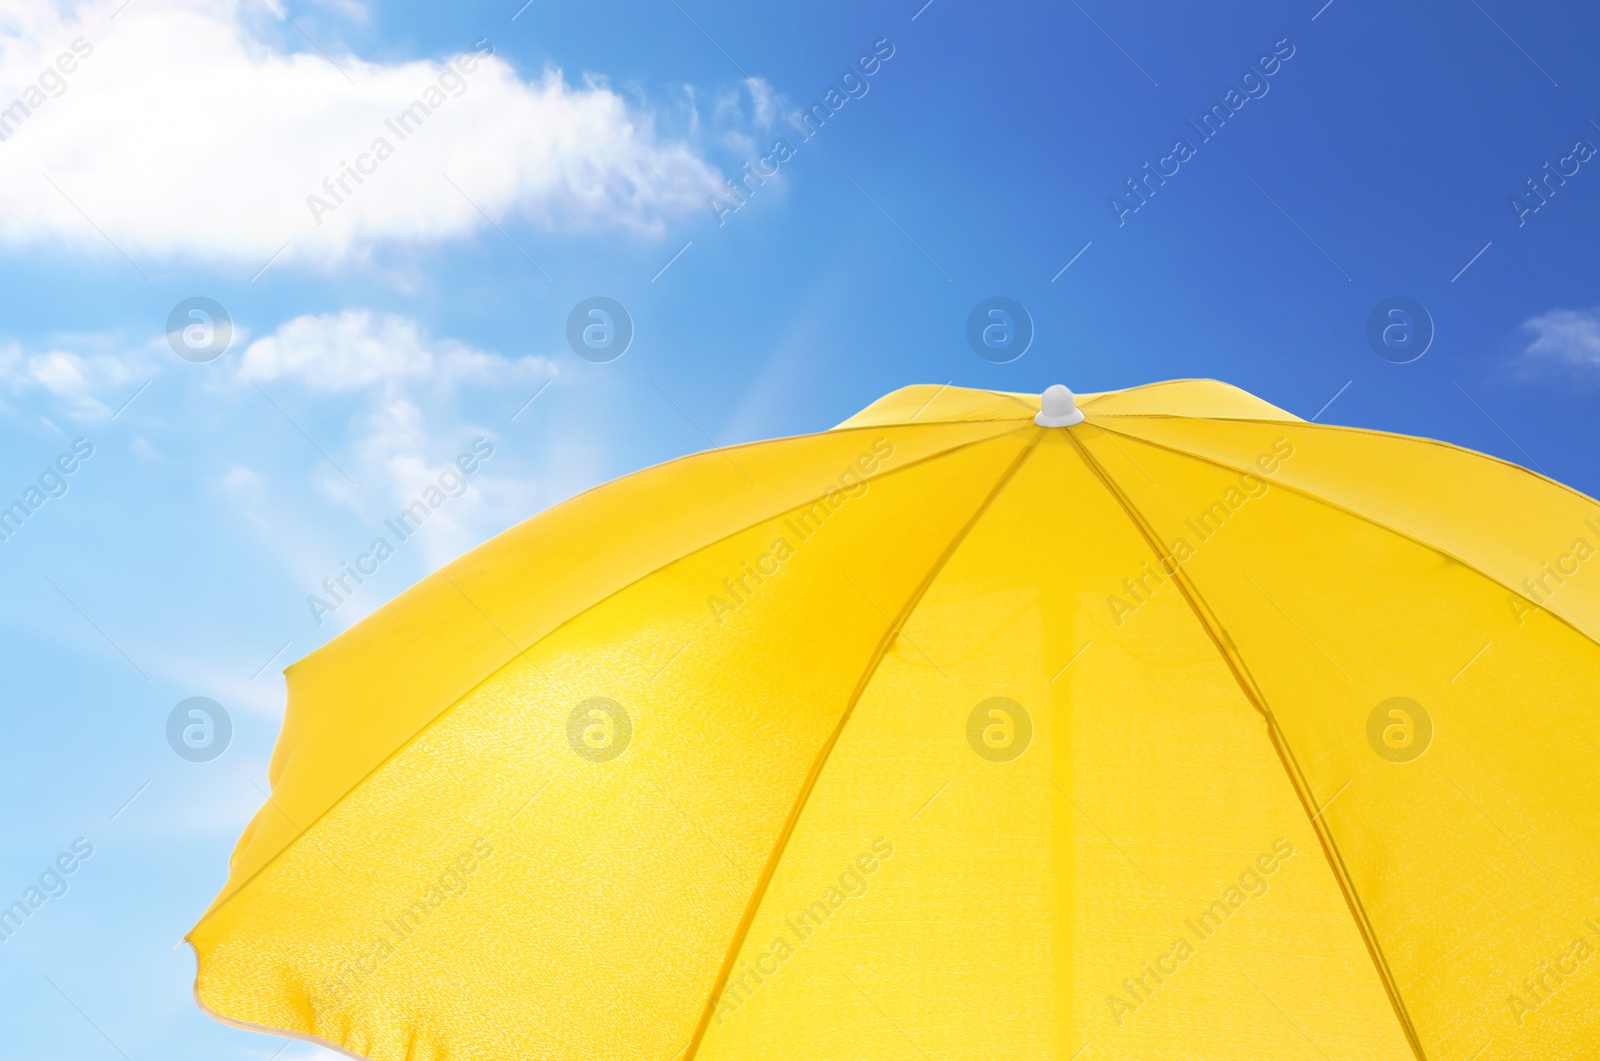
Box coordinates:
[190,380,1600,1061]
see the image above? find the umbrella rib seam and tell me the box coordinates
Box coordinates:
[1078,377,1212,406]
[1063,428,1432,1061]
[1077,377,1298,418]
[286,419,1003,676]
[197,424,1031,927]
[679,429,1045,1061]
[979,387,1040,413]
[1104,413,1600,512]
[1093,420,1600,659]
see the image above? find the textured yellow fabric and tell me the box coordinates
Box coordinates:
[214,420,1021,916]
[191,382,1600,1061]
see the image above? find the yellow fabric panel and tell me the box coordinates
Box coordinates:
[191,427,1036,1060]
[1078,423,1600,1061]
[1080,378,1301,422]
[1098,414,1600,639]
[696,434,1411,1061]
[213,419,1024,916]
[835,385,1038,428]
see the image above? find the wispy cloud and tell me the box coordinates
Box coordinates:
[705,76,784,157]
[1517,307,1600,378]
[0,340,150,421]
[3,308,565,627]
[228,309,556,574]
[236,309,514,394]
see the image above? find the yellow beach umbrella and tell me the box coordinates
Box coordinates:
[190,380,1600,1061]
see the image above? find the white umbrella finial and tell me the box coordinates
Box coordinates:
[1034,384,1085,427]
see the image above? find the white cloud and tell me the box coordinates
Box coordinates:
[4,307,573,628]
[704,76,784,159]
[232,309,554,573]
[238,309,470,392]
[0,340,147,420]
[0,0,724,267]
[1520,307,1600,374]
[236,308,547,399]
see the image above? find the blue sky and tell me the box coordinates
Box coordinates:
[2,0,1599,1057]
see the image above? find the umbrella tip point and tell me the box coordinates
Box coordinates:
[1035,384,1085,427]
